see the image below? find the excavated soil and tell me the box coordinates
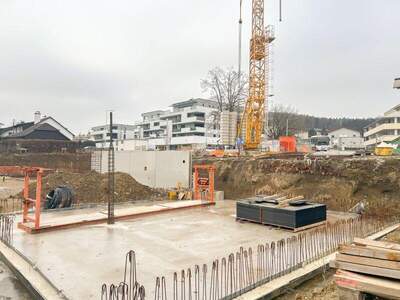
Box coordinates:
[195,156,400,218]
[22,171,166,204]
[277,270,338,300]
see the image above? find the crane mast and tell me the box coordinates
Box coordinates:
[242,0,274,149]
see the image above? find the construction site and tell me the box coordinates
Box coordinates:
[1,1,400,300]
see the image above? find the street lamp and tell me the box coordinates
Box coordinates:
[394,78,400,89]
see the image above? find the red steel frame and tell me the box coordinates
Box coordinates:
[193,165,215,202]
[0,166,47,231]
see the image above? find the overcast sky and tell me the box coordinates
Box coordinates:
[0,0,399,134]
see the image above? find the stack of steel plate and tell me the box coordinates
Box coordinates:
[236,196,326,230]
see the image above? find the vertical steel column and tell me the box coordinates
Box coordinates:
[108,112,115,224]
[22,171,29,223]
[35,170,42,229]
[209,166,215,203]
[193,166,199,200]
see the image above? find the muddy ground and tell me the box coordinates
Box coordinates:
[195,156,400,218]
[0,171,166,208]
[277,270,337,300]
[23,171,166,204]
[0,177,24,213]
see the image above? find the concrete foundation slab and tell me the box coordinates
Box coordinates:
[18,200,213,234]
[11,201,352,299]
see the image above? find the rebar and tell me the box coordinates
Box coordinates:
[101,250,145,300]
[0,214,15,245]
[153,216,393,300]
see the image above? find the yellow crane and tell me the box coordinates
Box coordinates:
[241,0,277,150]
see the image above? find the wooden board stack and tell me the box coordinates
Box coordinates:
[330,238,400,299]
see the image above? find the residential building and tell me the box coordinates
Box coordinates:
[0,111,74,141]
[90,98,221,150]
[90,124,138,148]
[328,128,364,150]
[134,98,220,150]
[364,104,400,148]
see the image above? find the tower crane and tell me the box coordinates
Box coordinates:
[241,0,278,150]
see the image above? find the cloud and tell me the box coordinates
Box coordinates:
[0,0,399,134]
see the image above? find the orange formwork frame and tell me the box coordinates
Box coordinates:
[193,165,215,202]
[0,166,47,231]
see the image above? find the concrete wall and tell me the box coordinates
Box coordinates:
[93,150,192,188]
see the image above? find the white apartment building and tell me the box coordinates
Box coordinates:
[89,99,221,150]
[364,104,400,148]
[133,98,220,150]
[90,124,138,148]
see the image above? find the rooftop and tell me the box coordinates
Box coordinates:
[171,98,218,109]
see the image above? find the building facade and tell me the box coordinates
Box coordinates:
[133,98,220,150]
[364,104,400,148]
[90,98,221,150]
[90,124,138,148]
[328,128,364,150]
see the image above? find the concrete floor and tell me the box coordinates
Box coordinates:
[0,259,31,299]
[12,200,340,299]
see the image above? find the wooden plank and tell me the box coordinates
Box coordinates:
[278,196,304,207]
[336,253,400,270]
[293,220,326,232]
[330,260,400,280]
[354,237,400,252]
[339,244,400,261]
[367,224,400,240]
[335,270,400,300]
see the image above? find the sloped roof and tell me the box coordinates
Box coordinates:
[328,127,360,134]
[0,122,34,135]
[5,117,74,140]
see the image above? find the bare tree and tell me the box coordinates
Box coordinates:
[267,103,302,139]
[201,67,248,112]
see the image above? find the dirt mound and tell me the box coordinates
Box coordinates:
[195,157,400,218]
[25,171,165,204]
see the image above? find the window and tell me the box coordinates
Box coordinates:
[154,122,160,126]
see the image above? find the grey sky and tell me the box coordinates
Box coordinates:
[0,0,399,134]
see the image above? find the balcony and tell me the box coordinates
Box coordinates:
[364,123,400,137]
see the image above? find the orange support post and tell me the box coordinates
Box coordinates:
[193,165,216,202]
[0,166,48,232]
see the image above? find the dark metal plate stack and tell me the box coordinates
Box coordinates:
[236,196,327,230]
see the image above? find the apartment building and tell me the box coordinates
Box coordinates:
[364,104,400,148]
[134,98,220,150]
[90,124,138,148]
